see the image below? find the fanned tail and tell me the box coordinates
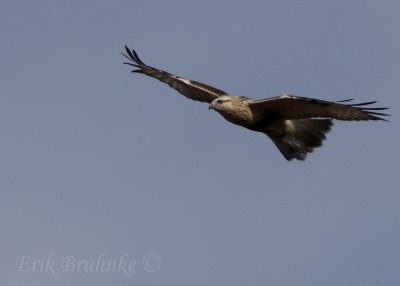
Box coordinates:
[266,119,333,161]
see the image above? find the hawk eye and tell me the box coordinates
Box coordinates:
[216,99,224,104]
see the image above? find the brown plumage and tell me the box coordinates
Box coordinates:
[123,46,390,161]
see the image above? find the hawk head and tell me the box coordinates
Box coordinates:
[209,96,235,111]
[209,96,253,127]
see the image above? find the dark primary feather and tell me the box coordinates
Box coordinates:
[249,95,390,121]
[122,45,227,103]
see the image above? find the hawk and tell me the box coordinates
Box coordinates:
[122,46,389,161]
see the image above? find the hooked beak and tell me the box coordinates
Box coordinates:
[208,104,214,110]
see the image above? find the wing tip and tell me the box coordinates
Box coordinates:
[345,100,391,121]
[122,45,145,67]
[369,113,391,122]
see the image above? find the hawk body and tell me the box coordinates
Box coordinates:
[123,46,389,161]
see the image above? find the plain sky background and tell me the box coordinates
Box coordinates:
[1,0,399,285]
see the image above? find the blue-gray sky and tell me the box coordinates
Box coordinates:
[1,1,399,285]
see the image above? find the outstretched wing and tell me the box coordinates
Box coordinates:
[249,95,390,121]
[122,46,227,103]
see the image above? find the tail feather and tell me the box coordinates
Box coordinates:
[266,119,333,161]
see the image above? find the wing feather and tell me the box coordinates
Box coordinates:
[122,46,227,103]
[249,95,390,121]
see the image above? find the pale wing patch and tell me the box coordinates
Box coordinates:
[284,119,296,133]
[175,77,224,96]
[175,77,191,84]
[280,95,296,99]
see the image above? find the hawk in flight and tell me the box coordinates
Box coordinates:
[122,46,389,161]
